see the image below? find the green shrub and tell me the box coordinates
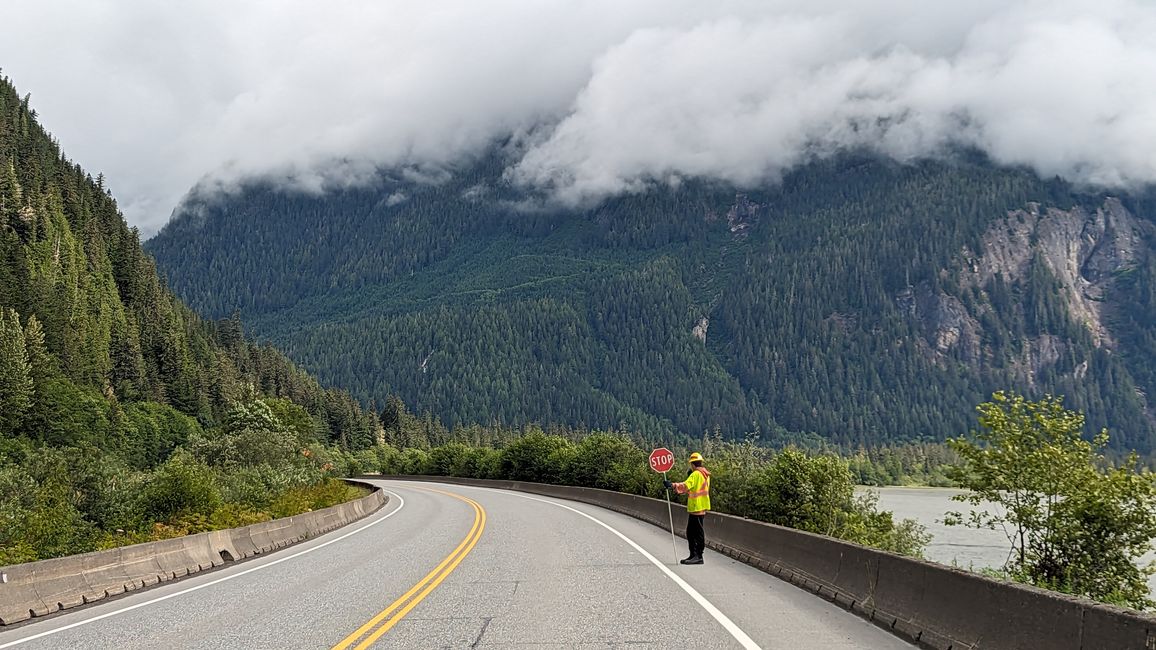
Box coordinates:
[140,452,222,522]
[270,479,365,518]
[372,443,404,474]
[839,492,931,556]
[428,442,475,477]
[948,392,1156,609]
[353,448,380,475]
[474,447,503,479]
[208,502,271,529]
[499,430,572,483]
[16,497,97,559]
[399,447,431,474]
[564,433,652,494]
[191,398,301,470]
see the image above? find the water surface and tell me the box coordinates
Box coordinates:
[867,486,1156,596]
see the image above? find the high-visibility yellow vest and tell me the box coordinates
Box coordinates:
[685,468,711,514]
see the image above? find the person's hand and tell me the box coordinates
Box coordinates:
[663,480,673,490]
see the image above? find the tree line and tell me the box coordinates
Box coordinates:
[348,407,932,558]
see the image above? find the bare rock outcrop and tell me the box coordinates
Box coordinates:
[896,282,982,364]
[960,198,1147,348]
[692,317,709,343]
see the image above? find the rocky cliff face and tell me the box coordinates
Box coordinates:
[902,198,1151,388]
[706,193,761,237]
[692,316,709,343]
[896,282,982,365]
[962,198,1146,346]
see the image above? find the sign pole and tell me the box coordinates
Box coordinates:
[648,447,679,565]
[664,470,678,564]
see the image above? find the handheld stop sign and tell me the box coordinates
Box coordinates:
[649,448,675,473]
[650,447,680,563]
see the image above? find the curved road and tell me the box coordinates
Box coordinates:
[0,480,914,649]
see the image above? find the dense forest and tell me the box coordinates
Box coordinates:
[0,75,381,563]
[151,148,1156,451]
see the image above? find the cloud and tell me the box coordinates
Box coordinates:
[1,0,1153,233]
[514,1,1156,202]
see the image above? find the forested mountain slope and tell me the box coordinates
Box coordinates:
[0,77,378,454]
[149,150,1156,451]
[0,75,386,561]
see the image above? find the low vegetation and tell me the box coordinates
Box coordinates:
[947,392,1156,610]
[0,396,367,565]
[347,415,932,558]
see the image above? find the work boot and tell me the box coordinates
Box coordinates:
[680,556,703,565]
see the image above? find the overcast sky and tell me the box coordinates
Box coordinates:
[2,0,1154,235]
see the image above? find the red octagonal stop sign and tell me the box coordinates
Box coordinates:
[649,447,676,473]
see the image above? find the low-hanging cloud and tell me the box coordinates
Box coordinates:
[1,0,1153,233]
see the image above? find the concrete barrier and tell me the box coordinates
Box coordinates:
[0,480,386,626]
[382,475,1156,650]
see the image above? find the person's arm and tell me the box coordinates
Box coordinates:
[668,471,700,495]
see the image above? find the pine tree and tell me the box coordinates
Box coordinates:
[0,307,32,434]
[23,313,49,381]
[0,159,21,222]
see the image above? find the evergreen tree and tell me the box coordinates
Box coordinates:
[0,307,32,434]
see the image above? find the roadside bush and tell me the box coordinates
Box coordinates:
[427,442,475,477]
[216,465,277,510]
[370,443,406,474]
[564,433,653,495]
[215,462,321,511]
[0,464,42,564]
[474,447,503,479]
[2,410,367,564]
[353,448,380,475]
[207,502,271,529]
[839,492,931,556]
[140,452,222,522]
[948,392,1156,609]
[270,479,366,518]
[61,446,148,532]
[190,399,299,470]
[741,449,852,536]
[398,447,431,474]
[701,434,772,514]
[331,448,363,476]
[499,429,572,483]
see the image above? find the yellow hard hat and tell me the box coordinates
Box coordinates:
[689,452,704,463]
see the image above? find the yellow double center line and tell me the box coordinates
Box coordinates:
[331,487,487,650]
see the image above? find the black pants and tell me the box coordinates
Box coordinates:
[686,514,706,558]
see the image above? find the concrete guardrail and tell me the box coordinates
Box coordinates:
[383,475,1156,650]
[0,479,385,626]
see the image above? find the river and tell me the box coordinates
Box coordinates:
[866,486,1156,596]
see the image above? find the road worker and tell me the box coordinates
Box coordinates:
[664,452,711,565]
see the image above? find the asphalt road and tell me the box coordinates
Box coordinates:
[0,480,915,649]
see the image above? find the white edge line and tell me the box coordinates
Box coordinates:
[0,490,407,649]
[436,483,762,650]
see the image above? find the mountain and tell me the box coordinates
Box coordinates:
[0,74,379,460]
[148,150,1156,452]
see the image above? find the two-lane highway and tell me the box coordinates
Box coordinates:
[0,480,915,649]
